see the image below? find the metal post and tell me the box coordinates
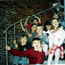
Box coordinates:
[5,31,8,65]
[14,24,16,40]
[64,0,65,21]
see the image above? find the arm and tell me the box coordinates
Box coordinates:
[10,49,30,57]
[57,30,65,46]
[25,16,33,37]
[36,51,45,64]
[20,21,25,32]
[24,16,30,26]
[26,28,32,37]
[49,33,52,49]
[13,40,18,48]
[20,16,30,32]
[20,21,32,37]
[32,15,41,23]
[6,46,30,57]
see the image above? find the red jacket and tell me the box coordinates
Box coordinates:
[9,48,45,64]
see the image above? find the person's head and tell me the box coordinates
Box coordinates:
[18,34,28,45]
[44,20,52,31]
[32,18,39,24]
[31,23,37,32]
[36,24,43,34]
[32,37,42,49]
[51,19,61,29]
[53,13,59,19]
[59,8,64,15]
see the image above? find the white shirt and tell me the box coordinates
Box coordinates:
[43,30,51,34]
[49,27,65,48]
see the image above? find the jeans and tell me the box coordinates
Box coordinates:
[13,56,29,65]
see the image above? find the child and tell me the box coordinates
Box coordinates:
[27,15,41,29]
[26,23,37,43]
[21,15,41,30]
[43,19,52,35]
[32,15,41,24]
[36,24,49,55]
[21,21,37,43]
[6,38,45,64]
[13,34,32,65]
[43,20,52,56]
[48,19,65,65]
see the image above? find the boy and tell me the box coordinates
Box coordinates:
[6,38,45,64]
[36,24,49,55]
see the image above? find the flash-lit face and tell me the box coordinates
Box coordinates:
[46,25,51,30]
[33,19,38,24]
[53,14,59,19]
[36,26,43,34]
[31,25,37,31]
[20,36,27,45]
[52,19,59,28]
[32,40,41,49]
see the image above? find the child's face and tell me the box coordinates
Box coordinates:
[52,19,59,28]
[32,40,41,49]
[20,36,27,45]
[46,25,51,30]
[31,25,37,31]
[33,19,38,24]
[36,26,43,34]
[53,14,59,19]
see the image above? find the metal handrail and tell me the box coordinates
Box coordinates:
[3,19,23,34]
[3,5,58,35]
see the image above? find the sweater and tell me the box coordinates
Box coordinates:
[9,48,45,64]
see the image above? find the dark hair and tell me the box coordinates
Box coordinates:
[51,19,61,29]
[32,37,42,44]
[31,23,37,27]
[37,24,42,27]
[18,33,28,43]
[59,8,64,12]
[37,24,43,30]
[32,18,39,22]
[44,20,51,31]
[37,24,43,28]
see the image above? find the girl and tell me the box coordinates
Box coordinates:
[43,19,52,34]
[13,34,32,65]
[48,19,65,65]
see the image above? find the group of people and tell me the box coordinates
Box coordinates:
[6,14,65,65]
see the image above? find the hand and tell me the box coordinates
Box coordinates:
[6,46,11,50]
[36,34,39,37]
[52,44,56,47]
[13,40,16,44]
[39,47,42,52]
[27,16,30,18]
[41,44,44,48]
